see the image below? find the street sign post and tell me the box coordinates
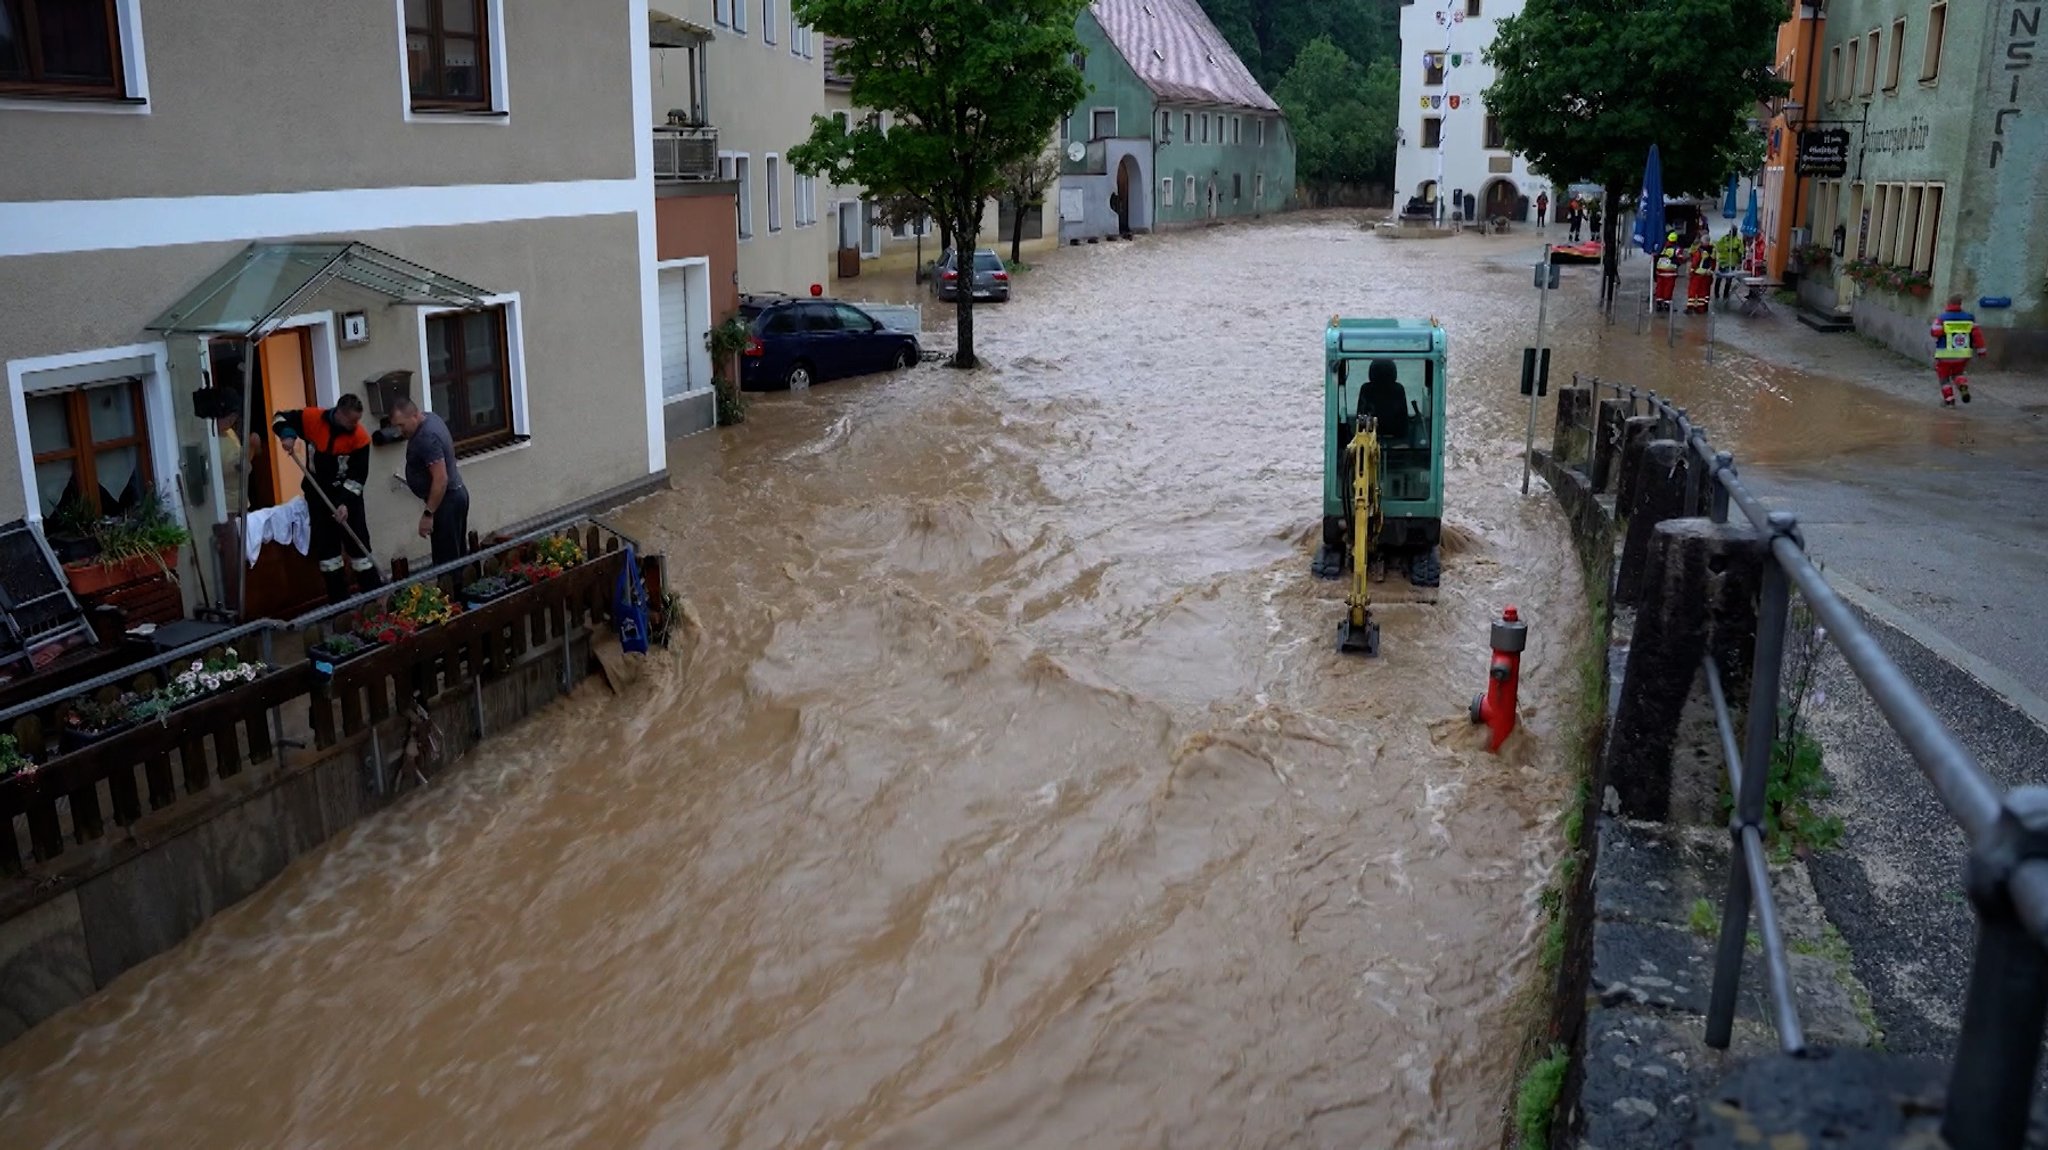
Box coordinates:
[1521,244,1554,495]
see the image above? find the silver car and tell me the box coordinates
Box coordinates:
[935,248,1011,302]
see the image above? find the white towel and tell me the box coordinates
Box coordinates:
[244,497,313,566]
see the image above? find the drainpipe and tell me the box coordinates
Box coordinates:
[1790,3,1820,238]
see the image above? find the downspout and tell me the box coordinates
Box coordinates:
[1791,3,1820,236]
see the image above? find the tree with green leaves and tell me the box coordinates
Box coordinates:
[1198,0,1399,89]
[789,0,1087,368]
[1274,37,1399,194]
[999,143,1062,265]
[1484,0,1784,303]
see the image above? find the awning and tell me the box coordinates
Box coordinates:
[146,242,497,341]
[650,10,714,48]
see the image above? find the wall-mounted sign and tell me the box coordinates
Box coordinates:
[1796,128,1850,177]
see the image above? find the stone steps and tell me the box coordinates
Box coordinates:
[1796,309,1856,333]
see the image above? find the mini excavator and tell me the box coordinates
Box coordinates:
[1311,317,1448,656]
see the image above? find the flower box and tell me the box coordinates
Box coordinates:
[59,719,137,755]
[459,575,523,608]
[308,634,384,677]
[63,546,180,597]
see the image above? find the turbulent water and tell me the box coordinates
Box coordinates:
[0,219,1628,1148]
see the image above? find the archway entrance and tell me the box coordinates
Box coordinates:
[1483,179,1519,222]
[1115,155,1138,236]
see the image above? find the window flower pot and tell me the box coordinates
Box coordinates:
[63,546,180,597]
[308,635,384,677]
[459,577,522,609]
[59,719,137,755]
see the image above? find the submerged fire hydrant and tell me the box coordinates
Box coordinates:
[1470,606,1528,752]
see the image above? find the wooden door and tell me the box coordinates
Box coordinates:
[258,330,312,497]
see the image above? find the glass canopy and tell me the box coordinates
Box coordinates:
[146,242,496,340]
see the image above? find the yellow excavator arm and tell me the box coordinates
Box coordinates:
[1339,422,1383,655]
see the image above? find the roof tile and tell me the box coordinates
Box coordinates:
[1090,0,1279,112]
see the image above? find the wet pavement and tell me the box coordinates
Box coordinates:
[0,216,2023,1149]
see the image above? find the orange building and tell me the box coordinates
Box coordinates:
[1758,2,1826,282]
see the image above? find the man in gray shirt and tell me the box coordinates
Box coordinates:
[380,397,470,566]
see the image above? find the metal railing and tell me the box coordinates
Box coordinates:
[1567,377,2046,1149]
[653,124,719,181]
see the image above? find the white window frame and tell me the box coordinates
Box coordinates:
[1921,2,1946,83]
[1913,183,1943,272]
[764,0,777,45]
[1089,106,1117,140]
[1256,172,1265,202]
[413,292,532,456]
[733,153,754,239]
[6,341,180,527]
[1829,44,1842,101]
[733,0,748,35]
[1862,29,1879,95]
[1182,111,1191,140]
[1885,17,1905,91]
[1159,109,1171,142]
[1161,176,1175,207]
[0,0,152,115]
[1185,174,1195,205]
[714,0,730,25]
[1256,118,1265,146]
[394,0,511,124]
[1232,115,1242,144]
[765,154,782,232]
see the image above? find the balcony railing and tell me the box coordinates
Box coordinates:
[654,124,720,181]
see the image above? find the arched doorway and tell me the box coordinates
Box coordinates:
[1114,154,1146,235]
[1483,179,1519,221]
[1206,177,1218,219]
[1418,179,1438,204]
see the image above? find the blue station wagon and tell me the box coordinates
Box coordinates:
[738,296,922,391]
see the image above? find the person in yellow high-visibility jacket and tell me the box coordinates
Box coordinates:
[1653,231,1681,311]
[1714,227,1744,300]
[1930,294,1988,406]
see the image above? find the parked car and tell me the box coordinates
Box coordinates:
[935,248,1011,302]
[737,296,922,391]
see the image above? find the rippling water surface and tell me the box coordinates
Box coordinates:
[1,218,1630,1149]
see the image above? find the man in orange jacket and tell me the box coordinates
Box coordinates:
[1929,294,1988,406]
[274,394,382,603]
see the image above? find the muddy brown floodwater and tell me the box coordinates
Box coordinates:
[1,218,1610,1149]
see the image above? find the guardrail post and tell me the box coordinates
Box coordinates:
[1552,384,1592,466]
[1613,415,1663,517]
[1616,440,1691,607]
[1710,452,1734,524]
[1945,789,2048,1149]
[1707,512,1795,1048]
[1590,398,1633,495]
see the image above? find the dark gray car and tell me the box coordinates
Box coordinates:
[935,248,1011,302]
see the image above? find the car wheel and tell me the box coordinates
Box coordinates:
[894,346,917,370]
[786,361,813,390]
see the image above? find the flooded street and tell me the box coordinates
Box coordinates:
[0,218,1785,1149]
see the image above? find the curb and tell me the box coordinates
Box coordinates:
[1824,572,2048,737]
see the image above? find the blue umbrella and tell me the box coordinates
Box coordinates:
[1741,187,1760,238]
[1636,145,1665,256]
[1721,176,1739,219]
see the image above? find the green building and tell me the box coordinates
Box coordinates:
[1798,0,2045,365]
[1057,0,1296,242]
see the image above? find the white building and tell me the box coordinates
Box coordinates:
[1393,0,1551,224]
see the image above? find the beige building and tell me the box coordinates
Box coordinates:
[656,0,833,297]
[0,0,669,619]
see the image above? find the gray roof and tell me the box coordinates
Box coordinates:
[1091,0,1279,113]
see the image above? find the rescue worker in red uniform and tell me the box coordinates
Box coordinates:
[273,394,382,603]
[1929,293,1987,406]
[1686,234,1716,315]
[1652,230,1681,311]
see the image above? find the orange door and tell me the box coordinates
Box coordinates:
[258,329,311,497]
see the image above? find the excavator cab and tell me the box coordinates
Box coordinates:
[1313,318,1447,625]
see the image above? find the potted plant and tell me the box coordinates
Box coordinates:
[307,629,383,675]
[507,558,565,585]
[161,650,267,707]
[63,492,191,596]
[359,612,423,645]
[459,573,522,608]
[390,583,461,629]
[0,734,34,784]
[1903,269,1933,298]
[59,691,141,752]
[44,498,100,564]
[535,534,586,569]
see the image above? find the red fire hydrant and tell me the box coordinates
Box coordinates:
[1470,606,1528,752]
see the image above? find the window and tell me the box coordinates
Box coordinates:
[1233,172,1242,201]
[1829,44,1842,100]
[1201,114,1210,143]
[764,0,776,44]
[766,155,781,231]
[1862,30,1878,95]
[1090,107,1116,139]
[1162,176,1175,207]
[1484,113,1505,149]
[405,0,491,110]
[1896,184,1922,264]
[833,109,850,132]
[1913,184,1942,272]
[423,305,515,452]
[795,173,817,226]
[1847,181,1866,257]
[1885,18,1905,89]
[1421,117,1442,148]
[1256,172,1265,202]
[28,379,152,519]
[714,0,729,25]
[1921,2,1945,82]
[1465,0,1481,15]
[1182,111,1191,140]
[1159,109,1171,141]
[1423,52,1445,86]
[1256,118,1265,146]
[1185,174,1195,205]
[1845,38,1859,100]
[732,0,747,34]
[1232,115,1241,144]
[735,155,753,238]
[0,0,127,98]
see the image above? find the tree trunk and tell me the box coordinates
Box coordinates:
[952,208,978,368]
[1009,195,1026,264]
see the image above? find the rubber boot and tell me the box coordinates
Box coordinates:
[352,561,384,596]
[1959,378,1971,404]
[323,568,352,605]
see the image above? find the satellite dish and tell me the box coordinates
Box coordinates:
[1066,141,1085,163]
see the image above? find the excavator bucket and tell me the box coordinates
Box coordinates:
[1336,616,1380,656]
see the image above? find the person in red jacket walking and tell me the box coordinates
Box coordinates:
[1929,294,1987,406]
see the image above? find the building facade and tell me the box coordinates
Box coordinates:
[0,0,671,619]
[1393,0,1550,223]
[1759,3,1827,281]
[1800,0,2045,365]
[685,0,833,296]
[1059,0,1294,243]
